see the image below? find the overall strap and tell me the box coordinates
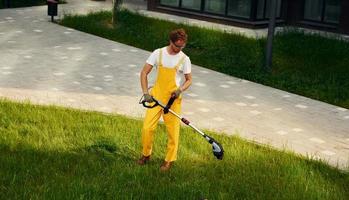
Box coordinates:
[158,48,163,66]
[175,55,186,70]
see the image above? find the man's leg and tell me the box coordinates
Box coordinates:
[163,100,181,162]
[141,107,162,157]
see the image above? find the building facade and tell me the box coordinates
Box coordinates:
[147,0,349,34]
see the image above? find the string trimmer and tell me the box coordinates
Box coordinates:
[139,94,224,160]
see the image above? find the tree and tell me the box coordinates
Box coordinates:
[265,0,278,72]
[112,0,123,25]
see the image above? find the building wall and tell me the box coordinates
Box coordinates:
[148,0,274,29]
[339,0,349,34]
[285,0,347,34]
[147,0,349,35]
[285,0,303,25]
[147,0,157,10]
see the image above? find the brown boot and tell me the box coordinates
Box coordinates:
[160,161,173,171]
[137,155,150,165]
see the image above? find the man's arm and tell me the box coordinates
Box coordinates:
[180,73,192,92]
[140,63,153,94]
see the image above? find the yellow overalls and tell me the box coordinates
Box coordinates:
[142,49,185,162]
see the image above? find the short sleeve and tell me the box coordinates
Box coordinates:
[182,56,191,74]
[146,49,160,67]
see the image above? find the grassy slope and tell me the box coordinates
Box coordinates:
[0,99,348,199]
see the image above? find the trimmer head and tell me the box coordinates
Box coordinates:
[211,140,224,160]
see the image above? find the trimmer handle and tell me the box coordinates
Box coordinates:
[139,95,159,108]
[141,101,159,108]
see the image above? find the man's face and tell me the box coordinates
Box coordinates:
[170,39,186,53]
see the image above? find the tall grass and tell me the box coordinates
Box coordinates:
[60,10,349,108]
[0,99,348,199]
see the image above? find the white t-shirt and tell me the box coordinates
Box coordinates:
[146,47,191,87]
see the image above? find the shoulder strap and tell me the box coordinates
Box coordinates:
[158,48,163,66]
[175,55,186,70]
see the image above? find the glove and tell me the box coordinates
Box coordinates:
[171,88,182,98]
[143,94,154,103]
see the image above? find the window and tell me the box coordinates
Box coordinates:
[205,0,226,14]
[160,0,179,7]
[304,0,323,21]
[182,0,201,10]
[158,0,286,23]
[228,0,252,18]
[324,0,341,23]
[304,0,341,23]
[257,0,282,20]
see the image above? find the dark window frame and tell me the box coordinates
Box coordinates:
[254,0,283,21]
[158,0,284,22]
[302,0,341,25]
[202,0,227,16]
[226,0,255,20]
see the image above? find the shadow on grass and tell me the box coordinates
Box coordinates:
[0,142,348,200]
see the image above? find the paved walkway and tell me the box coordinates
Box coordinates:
[0,0,348,169]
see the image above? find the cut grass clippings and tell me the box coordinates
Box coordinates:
[0,99,348,199]
[60,10,349,109]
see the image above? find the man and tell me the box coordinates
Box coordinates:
[138,28,192,171]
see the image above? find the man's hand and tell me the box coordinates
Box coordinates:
[143,94,154,103]
[171,88,182,98]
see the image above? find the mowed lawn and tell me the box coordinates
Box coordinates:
[0,99,348,199]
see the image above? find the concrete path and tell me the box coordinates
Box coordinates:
[0,0,348,169]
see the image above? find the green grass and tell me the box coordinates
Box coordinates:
[0,99,348,199]
[60,10,349,109]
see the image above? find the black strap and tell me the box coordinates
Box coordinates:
[164,94,176,114]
